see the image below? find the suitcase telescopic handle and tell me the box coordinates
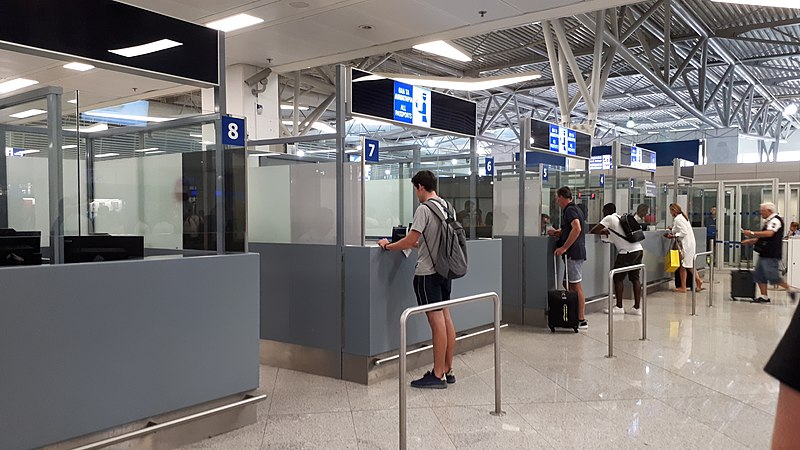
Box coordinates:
[554,254,568,286]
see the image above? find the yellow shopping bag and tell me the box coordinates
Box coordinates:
[665,249,681,273]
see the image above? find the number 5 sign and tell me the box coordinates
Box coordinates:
[221,116,246,146]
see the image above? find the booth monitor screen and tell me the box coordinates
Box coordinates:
[350,69,477,136]
[529,119,591,160]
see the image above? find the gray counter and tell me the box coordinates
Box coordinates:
[343,239,502,357]
[0,254,260,450]
[500,228,707,325]
[253,240,502,380]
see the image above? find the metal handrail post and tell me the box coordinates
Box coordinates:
[692,251,713,315]
[399,292,503,450]
[708,252,715,307]
[607,263,646,358]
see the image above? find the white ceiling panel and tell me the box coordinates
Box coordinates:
[500,0,583,11]
[419,0,523,24]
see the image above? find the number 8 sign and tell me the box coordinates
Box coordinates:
[221,116,246,146]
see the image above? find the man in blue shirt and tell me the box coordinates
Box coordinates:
[548,186,588,329]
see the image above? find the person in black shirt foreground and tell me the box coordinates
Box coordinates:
[765,304,800,448]
[547,186,588,329]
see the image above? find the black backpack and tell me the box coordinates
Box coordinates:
[609,213,646,243]
[422,198,469,279]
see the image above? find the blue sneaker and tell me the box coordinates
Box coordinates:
[410,371,446,389]
[445,369,456,384]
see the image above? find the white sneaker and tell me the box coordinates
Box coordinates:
[603,306,625,315]
[626,307,642,316]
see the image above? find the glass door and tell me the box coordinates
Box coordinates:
[719,180,778,269]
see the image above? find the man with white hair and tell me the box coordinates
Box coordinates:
[743,202,798,303]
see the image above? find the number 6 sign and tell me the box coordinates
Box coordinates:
[221,116,246,146]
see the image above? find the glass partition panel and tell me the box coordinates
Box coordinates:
[87,120,220,253]
[3,96,52,249]
[248,141,341,245]
[492,162,520,236]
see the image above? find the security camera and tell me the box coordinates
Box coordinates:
[245,67,272,95]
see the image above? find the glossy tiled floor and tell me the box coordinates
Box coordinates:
[182,276,794,449]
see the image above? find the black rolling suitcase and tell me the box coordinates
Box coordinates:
[731,244,756,301]
[548,255,580,333]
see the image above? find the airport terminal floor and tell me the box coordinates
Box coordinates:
[180,277,791,450]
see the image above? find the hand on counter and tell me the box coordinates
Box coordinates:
[377,238,390,251]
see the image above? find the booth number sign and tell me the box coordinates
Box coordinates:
[221,116,246,146]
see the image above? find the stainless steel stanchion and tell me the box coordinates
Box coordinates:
[607,263,647,358]
[692,251,713,315]
[399,292,503,450]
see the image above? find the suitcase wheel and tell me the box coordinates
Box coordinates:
[550,327,555,333]
[573,327,579,333]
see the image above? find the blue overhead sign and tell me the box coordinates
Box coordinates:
[364,138,379,162]
[221,116,245,146]
[393,82,431,128]
[485,157,494,176]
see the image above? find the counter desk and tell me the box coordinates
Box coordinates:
[0,253,261,450]
[253,239,503,384]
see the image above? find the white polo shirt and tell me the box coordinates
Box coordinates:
[600,214,644,254]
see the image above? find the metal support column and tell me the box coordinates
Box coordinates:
[335,64,347,379]
[519,119,529,318]
[469,137,478,239]
[47,92,65,264]
[214,30,227,254]
[0,130,7,228]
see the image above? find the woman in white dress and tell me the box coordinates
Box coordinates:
[664,203,702,292]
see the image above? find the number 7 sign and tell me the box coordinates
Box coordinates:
[364,138,380,163]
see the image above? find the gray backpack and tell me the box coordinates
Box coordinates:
[422,198,468,279]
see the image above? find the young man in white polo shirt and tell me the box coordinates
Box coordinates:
[590,203,644,315]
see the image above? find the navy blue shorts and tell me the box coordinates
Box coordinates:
[413,273,452,307]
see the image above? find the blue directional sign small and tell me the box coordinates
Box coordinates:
[599,174,605,187]
[221,116,245,146]
[485,157,495,176]
[630,178,635,190]
[364,139,379,163]
[542,165,549,181]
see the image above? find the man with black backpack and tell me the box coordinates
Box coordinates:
[378,170,468,389]
[590,203,644,315]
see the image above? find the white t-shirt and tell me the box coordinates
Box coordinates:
[600,214,644,254]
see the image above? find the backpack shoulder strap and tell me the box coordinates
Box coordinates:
[423,199,449,222]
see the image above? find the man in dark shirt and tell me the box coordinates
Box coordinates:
[547,186,588,329]
[765,306,800,447]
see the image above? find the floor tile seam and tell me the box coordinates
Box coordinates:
[264,367,280,416]
[428,401,459,450]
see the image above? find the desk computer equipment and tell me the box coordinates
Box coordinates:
[63,235,144,263]
[0,229,43,266]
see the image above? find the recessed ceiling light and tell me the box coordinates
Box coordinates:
[784,104,798,116]
[280,104,310,110]
[206,13,264,32]
[358,24,374,30]
[135,147,160,152]
[64,123,108,133]
[64,62,95,72]
[109,39,183,58]
[626,118,636,128]
[94,153,119,158]
[413,40,472,62]
[710,0,800,7]
[289,1,310,8]
[10,109,47,119]
[0,78,39,94]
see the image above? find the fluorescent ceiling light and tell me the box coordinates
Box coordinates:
[67,99,78,104]
[189,133,204,138]
[135,147,160,152]
[62,144,78,149]
[413,40,472,62]
[0,78,39,94]
[385,169,392,175]
[64,62,95,71]
[109,39,183,58]
[83,111,173,123]
[144,150,165,155]
[9,109,47,119]
[206,13,264,32]
[65,123,108,133]
[15,150,40,156]
[94,153,119,158]
[296,150,306,157]
[710,0,800,8]
[784,104,798,116]
[375,71,541,91]
[281,104,309,110]
[626,118,636,128]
